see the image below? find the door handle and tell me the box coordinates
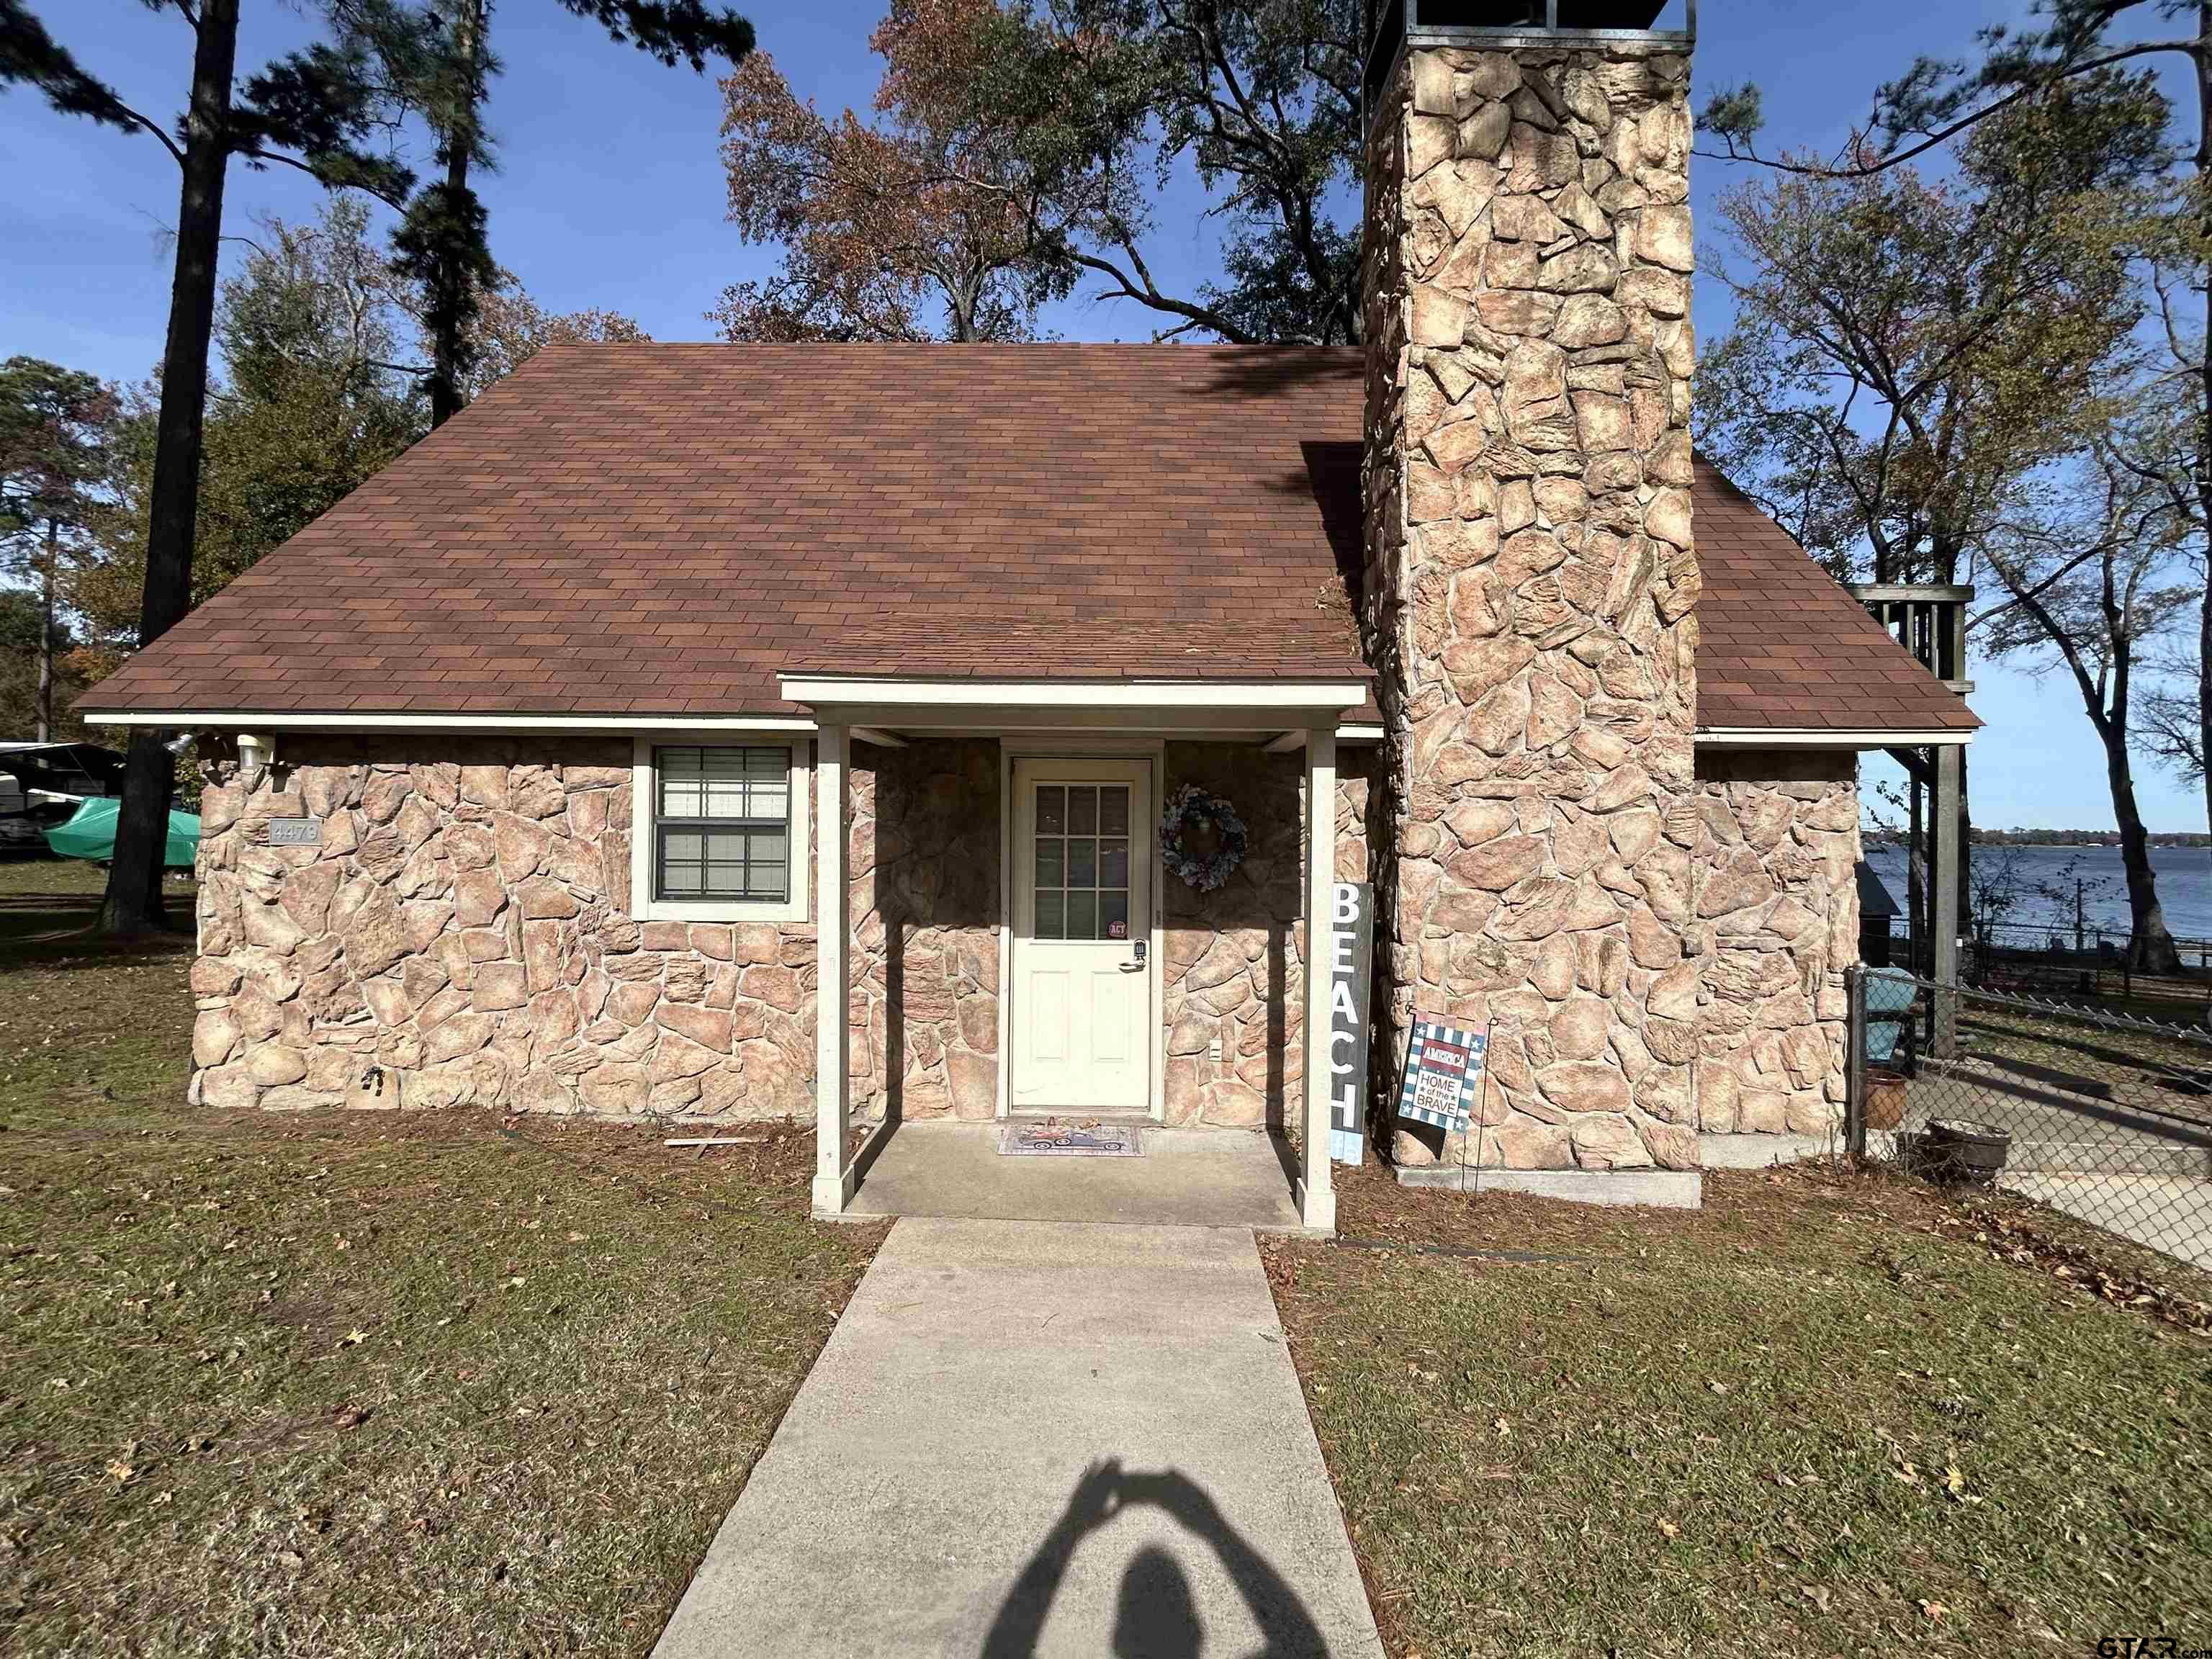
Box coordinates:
[1119,958,1146,973]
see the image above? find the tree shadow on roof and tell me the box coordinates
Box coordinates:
[1260,439,1365,628]
[1190,347,1364,399]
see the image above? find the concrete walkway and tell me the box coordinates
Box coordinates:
[653,1218,1384,1659]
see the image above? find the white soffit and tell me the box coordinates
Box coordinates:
[779,675,1371,712]
[1696,726,1976,749]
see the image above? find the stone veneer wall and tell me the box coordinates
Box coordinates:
[1689,752,1861,1137]
[190,734,1367,1129]
[189,737,847,1119]
[852,739,1002,1120]
[1363,41,1701,1173]
[1159,743,1373,1129]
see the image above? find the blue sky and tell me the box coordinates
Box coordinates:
[1,0,2203,831]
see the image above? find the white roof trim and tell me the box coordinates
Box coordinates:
[81,706,1392,744]
[1270,724,1385,752]
[1697,726,1975,749]
[780,675,1370,711]
[85,710,820,734]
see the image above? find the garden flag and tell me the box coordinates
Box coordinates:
[1395,1020,1488,1133]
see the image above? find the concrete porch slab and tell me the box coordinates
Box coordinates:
[841,1121,1308,1231]
[652,1219,1385,1658]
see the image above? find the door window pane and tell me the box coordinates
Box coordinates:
[1030,779,1136,942]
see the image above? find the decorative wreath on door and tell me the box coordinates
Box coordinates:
[1159,783,1249,892]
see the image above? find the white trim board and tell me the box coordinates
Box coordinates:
[780,677,1370,711]
[89,706,1966,750]
[1697,727,1975,749]
[88,707,1396,743]
[87,710,819,734]
[1268,724,1385,753]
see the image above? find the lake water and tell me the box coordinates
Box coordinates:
[1863,842,2212,941]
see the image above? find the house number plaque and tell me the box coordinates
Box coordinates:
[267,817,321,847]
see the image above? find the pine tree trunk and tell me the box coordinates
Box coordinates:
[428,0,484,428]
[96,0,238,937]
[37,516,55,744]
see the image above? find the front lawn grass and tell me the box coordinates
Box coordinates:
[1269,1161,2212,1659]
[0,858,884,1655]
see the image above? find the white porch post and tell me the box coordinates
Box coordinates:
[811,723,851,1217]
[1300,727,1338,1232]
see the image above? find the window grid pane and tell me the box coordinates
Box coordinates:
[654,745,793,904]
[1031,783,1133,942]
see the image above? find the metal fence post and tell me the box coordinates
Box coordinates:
[1845,963,1868,1164]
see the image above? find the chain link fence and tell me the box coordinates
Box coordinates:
[1846,965,2212,1272]
[1865,917,2212,1021]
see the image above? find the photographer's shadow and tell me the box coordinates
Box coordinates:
[981,1459,1328,1659]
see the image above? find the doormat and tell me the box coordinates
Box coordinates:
[998,1118,1143,1157]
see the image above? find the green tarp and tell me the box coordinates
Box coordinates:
[45,798,199,868]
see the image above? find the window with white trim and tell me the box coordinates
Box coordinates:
[631,737,809,922]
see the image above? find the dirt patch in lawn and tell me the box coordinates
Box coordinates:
[1269,1160,2211,1659]
[0,857,886,1656]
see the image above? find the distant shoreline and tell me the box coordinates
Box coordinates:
[1863,835,2211,850]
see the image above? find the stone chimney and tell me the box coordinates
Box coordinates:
[1359,4,1702,1175]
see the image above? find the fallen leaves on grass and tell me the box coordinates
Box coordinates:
[1928,1205,2212,1335]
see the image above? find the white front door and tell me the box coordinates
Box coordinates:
[1010,757,1152,1115]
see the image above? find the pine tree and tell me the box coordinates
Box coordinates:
[0,358,115,742]
[395,1,753,427]
[2,0,431,933]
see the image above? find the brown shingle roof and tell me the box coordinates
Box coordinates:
[86,345,1372,719]
[83,342,1973,737]
[1694,459,1978,734]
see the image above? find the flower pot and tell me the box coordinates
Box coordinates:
[1915,1118,2011,1187]
[1866,1068,1907,1131]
